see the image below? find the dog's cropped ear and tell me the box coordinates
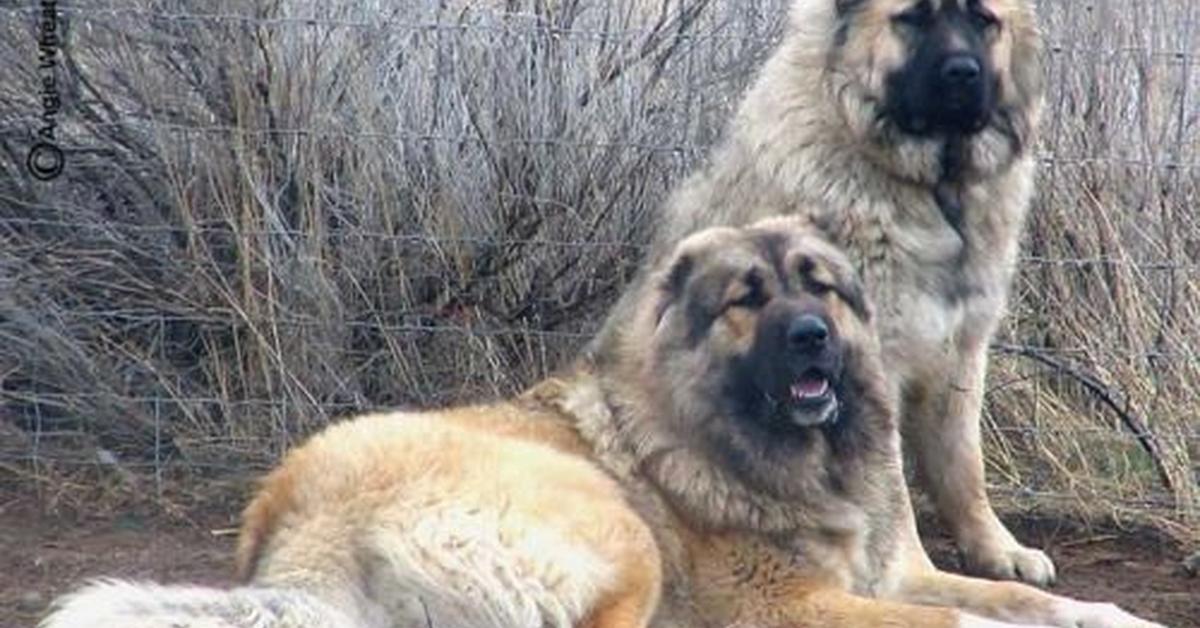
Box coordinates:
[650,251,695,328]
[1006,8,1045,145]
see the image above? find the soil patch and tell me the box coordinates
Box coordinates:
[3,506,1195,626]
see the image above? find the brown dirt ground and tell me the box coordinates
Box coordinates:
[921,517,1199,628]
[2,502,1195,627]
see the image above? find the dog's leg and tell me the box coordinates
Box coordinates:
[580,584,659,628]
[904,335,1055,586]
[760,587,1054,628]
[579,531,662,628]
[894,569,1165,628]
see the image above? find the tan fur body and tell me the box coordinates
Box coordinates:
[592,0,1052,585]
[42,219,1160,628]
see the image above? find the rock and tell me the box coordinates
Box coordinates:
[16,590,46,612]
[1183,552,1200,578]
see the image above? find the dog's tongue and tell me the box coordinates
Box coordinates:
[790,375,829,400]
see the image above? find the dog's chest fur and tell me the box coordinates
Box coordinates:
[831,156,1034,368]
[547,375,907,627]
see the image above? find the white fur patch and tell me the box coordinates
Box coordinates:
[958,612,1053,628]
[40,579,361,628]
[362,505,616,628]
[1049,599,1167,628]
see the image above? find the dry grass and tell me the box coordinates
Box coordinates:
[985,0,1199,543]
[0,0,785,492]
[0,0,1195,545]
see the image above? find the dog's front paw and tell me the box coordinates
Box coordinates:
[960,537,1057,587]
[1052,600,1167,628]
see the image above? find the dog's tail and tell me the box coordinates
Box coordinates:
[39,579,364,628]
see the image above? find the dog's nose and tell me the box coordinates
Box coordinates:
[940,55,982,85]
[788,314,829,352]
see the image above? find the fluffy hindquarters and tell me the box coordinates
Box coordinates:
[39,579,362,628]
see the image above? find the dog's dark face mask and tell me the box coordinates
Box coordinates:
[648,227,871,441]
[883,0,1002,137]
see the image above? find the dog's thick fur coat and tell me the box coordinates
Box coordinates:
[592,0,1053,585]
[43,219,1160,628]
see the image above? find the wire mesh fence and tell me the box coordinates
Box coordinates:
[0,0,1196,540]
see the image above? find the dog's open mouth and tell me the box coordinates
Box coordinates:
[784,368,839,427]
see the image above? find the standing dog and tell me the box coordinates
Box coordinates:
[592,0,1051,585]
[42,219,1160,628]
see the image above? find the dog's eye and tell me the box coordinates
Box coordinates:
[725,273,767,311]
[806,279,834,297]
[892,6,931,28]
[796,257,834,296]
[726,290,766,310]
[970,10,999,32]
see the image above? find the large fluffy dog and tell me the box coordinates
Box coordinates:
[592,0,1052,585]
[43,219,1159,628]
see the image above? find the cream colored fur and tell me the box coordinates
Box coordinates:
[590,0,1052,585]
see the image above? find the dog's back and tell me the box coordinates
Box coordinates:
[43,408,660,628]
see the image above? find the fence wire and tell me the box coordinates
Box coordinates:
[0,0,1196,531]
